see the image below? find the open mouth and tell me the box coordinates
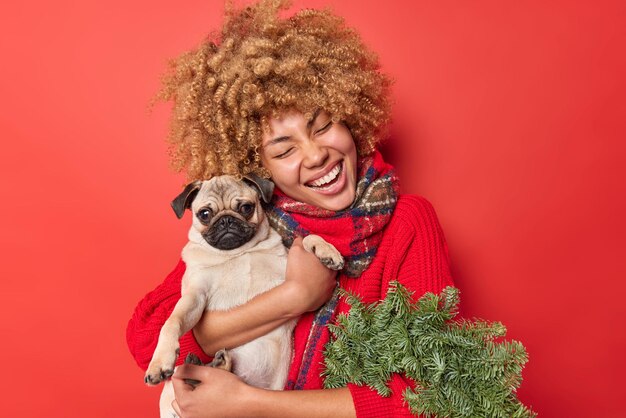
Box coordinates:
[305,161,343,191]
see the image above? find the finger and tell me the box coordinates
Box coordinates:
[172,374,195,399]
[171,365,208,396]
[172,363,209,381]
[171,399,182,416]
[292,236,303,247]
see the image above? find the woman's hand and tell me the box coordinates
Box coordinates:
[171,364,253,418]
[282,236,338,315]
[171,364,356,418]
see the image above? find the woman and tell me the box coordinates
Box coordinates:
[127,1,453,416]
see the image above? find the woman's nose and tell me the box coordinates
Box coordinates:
[302,140,329,168]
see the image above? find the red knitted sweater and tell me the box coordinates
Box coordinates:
[126,195,454,417]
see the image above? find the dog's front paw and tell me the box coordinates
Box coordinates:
[302,235,345,271]
[144,345,180,385]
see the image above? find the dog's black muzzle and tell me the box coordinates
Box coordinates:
[203,215,256,250]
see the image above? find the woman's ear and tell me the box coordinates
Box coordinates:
[243,174,274,203]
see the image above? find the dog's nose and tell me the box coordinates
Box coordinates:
[217,215,235,228]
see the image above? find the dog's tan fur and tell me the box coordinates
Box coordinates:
[144,175,343,417]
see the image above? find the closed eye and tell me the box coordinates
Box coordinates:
[274,147,294,158]
[315,121,332,135]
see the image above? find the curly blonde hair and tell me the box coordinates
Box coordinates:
[154,0,392,181]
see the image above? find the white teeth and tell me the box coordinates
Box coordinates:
[308,163,341,187]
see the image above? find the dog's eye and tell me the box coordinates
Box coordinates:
[197,208,212,223]
[239,203,254,217]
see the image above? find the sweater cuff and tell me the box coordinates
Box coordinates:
[348,383,394,418]
[348,374,421,418]
[176,330,213,366]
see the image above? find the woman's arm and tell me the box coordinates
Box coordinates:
[171,364,356,418]
[127,237,336,368]
[193,236,337,355]
[166,196,453,417]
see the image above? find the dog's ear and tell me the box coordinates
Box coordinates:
[171,181,202,219]
[243,174,274,204]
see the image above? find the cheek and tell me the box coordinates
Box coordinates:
[324,126,357,154]
[264,158,301,188]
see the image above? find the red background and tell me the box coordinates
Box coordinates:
[1,1,624,416]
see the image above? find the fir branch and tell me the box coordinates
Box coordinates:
[322,283,536,418]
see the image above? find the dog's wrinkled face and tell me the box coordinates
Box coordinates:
[189,176,265,251]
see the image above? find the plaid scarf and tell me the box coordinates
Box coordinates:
[266,150,399,277]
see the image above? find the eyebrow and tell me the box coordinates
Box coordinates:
[264,136,291,148]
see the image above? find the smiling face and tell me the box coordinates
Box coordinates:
[260,110,358,211]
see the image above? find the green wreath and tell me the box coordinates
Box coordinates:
[323,283,536,417]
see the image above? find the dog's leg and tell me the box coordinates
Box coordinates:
[302,235,344,270]
[159,381,179,418]
[185,350,232,371]
[145,290,207,385]
[181,350,233,389]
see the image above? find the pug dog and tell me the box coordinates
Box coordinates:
[144,175,344,417]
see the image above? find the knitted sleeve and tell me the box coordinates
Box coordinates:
[347,195,454,417]
[125,259,212,370]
